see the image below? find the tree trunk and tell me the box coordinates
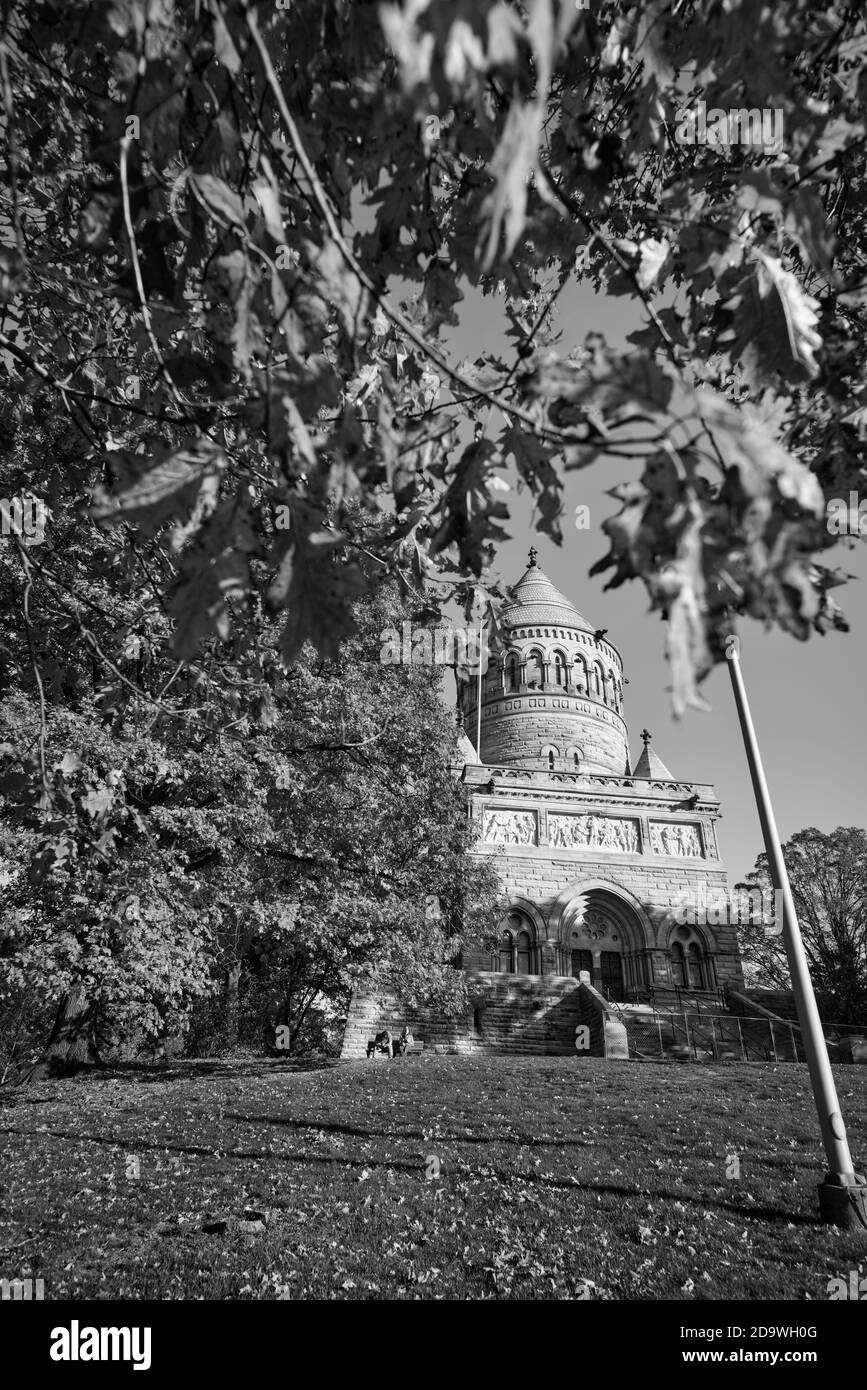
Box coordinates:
[27,987,103,1080]
[224,962,241,1051]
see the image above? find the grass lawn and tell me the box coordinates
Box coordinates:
[1,1055,865,1300]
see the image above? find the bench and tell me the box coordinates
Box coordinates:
[366,1037,425,1058]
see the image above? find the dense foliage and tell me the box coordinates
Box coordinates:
[0,549,500,1071]
[1,1,865,712]
[737,827,867,1022]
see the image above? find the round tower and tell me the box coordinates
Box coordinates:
[459,552,630,775]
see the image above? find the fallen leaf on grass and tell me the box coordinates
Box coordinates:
[201,1215,231,1234]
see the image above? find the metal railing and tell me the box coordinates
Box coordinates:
[646,985,728,1014]
[624,1010,866,1063]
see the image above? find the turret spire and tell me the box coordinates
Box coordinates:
[634,731,674,780]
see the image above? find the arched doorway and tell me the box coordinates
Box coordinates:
[553,884,653,1002]
[570,947,592,978]
[600,951,624,997]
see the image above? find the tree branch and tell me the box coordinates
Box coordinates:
[240,1,618,452]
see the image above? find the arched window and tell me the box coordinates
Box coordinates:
[496,914,534,973]
[498,932,513,973]
[671,928,709,990]
[526,649,544,687]
[540,743,559,770]
[516,930,532,975]
[553,650,566,686]
[687,943,704,989]
[594,662,605,701]
[671,941,687,988]
[565,744,583,772]
[574,656,588,694]
[506,654,519,691]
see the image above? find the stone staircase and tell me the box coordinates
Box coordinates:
[469,973,587,1054]
[342,981,853,1065]
[341,974,589,1059]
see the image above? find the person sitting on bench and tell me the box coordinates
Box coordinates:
[395,1025,414,1057]
[367,1029,393,1058]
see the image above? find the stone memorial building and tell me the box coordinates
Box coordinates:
[340,553,744,1058]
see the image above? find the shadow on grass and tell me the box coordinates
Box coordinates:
[0,1120,819,1230]
[93,1057,338,1083]
[1,1056,338,1095]
[226,1111,599,1150]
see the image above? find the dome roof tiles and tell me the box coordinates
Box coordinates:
[499,563,594,634]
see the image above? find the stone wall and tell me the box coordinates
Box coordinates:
[733,987,867,1028]
[341,974,592,1059]
[575,982,629,1059]
[478,695,629,775]
[730,988,798,1021]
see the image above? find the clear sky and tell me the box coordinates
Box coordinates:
[440,277,866,888]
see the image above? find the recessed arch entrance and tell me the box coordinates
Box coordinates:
[548,879,655,1001]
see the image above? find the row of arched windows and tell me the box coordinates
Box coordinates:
[503,650,623,712]
[669,926,711,990]
[494,915,715,990]
[497,930,711,990]
[541,743,582,771]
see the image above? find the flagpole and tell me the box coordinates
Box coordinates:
[727,640,867,1229]
[476,611,485,760]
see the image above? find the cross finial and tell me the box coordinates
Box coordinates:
[641,728,651,748]
[528,546,538,567]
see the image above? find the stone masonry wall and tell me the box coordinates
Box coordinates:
[480,699,629,775]
[340,974,589,1060]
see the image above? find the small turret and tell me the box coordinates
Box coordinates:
[633,728,674,780]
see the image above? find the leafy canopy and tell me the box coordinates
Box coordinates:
[737,827,867,1022]
[0,0,865,727]
[0,558,500,1059]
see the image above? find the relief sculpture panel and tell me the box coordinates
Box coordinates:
[482,809,537,845]
[548,814,639,853]
[649,822,703,857]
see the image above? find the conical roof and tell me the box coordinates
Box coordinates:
[633,739,674,780]
[499,560,594,633]
[454,708,480,765]
[456,728,480,765]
